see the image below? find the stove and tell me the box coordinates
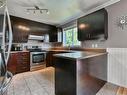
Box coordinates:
[29,49,47,71]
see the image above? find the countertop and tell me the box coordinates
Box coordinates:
[10,49,107,60]
[54,51,107,60]
[11,51,29,53]
[10,50,72,53]
[44,49,74,52]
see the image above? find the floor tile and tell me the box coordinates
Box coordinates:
[6,67,55,95]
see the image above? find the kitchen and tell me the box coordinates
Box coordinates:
[0,0,127,95]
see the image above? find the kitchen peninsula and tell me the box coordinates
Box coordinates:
[54,51,107,95]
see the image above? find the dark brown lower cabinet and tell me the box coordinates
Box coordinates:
[46,51,71,67]
[7,53,17,74]
[54,58,76,95]
[7,52,30,74]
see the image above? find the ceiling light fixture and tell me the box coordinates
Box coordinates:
[40,10,42,14]
[46,10,50,14]
[33,10,35,14]
[26,6,49,15]
[0,0,6,8]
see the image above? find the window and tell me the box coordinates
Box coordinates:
[57,31,62,42]
[63,27,80,46]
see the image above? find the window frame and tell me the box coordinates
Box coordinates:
[62,27,80,46]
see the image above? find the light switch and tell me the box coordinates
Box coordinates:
[95,44,98,48]
[92,44,94,48]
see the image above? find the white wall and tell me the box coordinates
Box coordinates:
[107,48,127,88]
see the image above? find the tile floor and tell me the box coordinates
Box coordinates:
[6,67,55,95]
[6,67,127,95]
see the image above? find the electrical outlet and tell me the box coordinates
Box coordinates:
[95,44,98,48]
[92,44,94,48]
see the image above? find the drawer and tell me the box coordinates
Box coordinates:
[17,62,29,67]
[20,66,29,70]
[16,67,30,73]
[16,64,30,70]
[17,60,29,63]
[17,53,29,57]
[18,56,29,59]
[22,57,29,60]
[22,53,29,56]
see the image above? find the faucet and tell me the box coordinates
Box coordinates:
[68,45,71,50]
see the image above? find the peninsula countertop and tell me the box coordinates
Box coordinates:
[53,51,107,60]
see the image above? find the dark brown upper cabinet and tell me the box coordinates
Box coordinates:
[10,16,58,43]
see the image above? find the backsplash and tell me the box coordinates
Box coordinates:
[12,41,62,50]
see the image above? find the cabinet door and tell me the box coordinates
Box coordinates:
[46,52,51,67]
[16,52,30,73]
[49,27,58,42]
[7,52,30,74]
[7,53,17,74]
[10,16,59,43]
[46,51,71,67]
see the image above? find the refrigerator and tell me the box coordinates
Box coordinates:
[0,1,13,95]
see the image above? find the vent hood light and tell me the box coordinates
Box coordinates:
[28,35,44,40]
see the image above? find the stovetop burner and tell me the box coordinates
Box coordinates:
[28,49,45,52]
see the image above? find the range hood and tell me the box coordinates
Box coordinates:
[28,35,45,41]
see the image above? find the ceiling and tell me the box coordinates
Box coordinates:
[7,0,120,26]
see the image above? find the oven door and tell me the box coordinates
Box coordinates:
[31,52,46,66]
